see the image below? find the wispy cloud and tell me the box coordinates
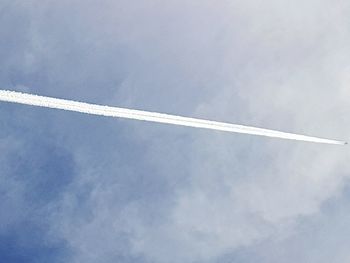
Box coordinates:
[1,1,350,263]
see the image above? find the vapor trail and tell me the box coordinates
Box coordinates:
[0,90,346,145]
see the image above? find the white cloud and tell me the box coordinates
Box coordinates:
[1,0,350,262]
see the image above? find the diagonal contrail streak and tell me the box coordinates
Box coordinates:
[0,90,346,145]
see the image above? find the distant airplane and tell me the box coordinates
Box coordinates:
[0,90,347,145]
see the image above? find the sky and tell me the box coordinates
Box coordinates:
[0,0,349,262]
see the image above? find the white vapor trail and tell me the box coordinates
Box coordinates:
[0,90,346,145]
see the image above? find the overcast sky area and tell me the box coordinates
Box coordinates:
[1,0,350,262]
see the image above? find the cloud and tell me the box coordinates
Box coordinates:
[0,0,349,262]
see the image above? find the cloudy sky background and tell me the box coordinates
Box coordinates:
[1,0,350,262]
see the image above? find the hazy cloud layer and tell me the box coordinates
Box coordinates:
[0,0,349,262]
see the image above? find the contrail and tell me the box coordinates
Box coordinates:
[0,90,346,145]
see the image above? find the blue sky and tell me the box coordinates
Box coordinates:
[0,1,349,262]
